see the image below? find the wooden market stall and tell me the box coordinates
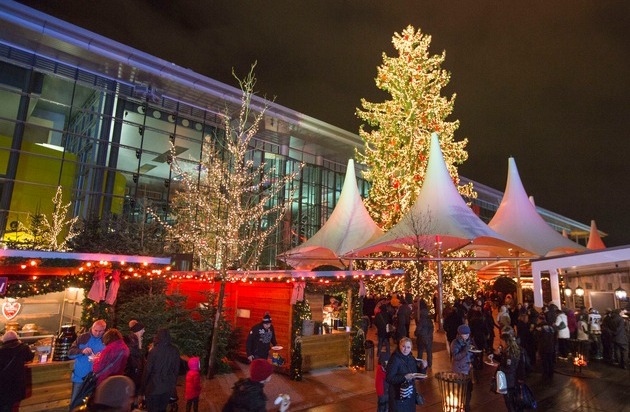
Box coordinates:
[167,269,403,374]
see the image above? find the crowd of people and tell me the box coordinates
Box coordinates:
[364,290,630,412]
[1,294,628,412]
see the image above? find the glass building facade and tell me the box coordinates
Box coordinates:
[0,3,594,267]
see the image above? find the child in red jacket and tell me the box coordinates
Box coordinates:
[375,353,389,412]
[185,357,202,412]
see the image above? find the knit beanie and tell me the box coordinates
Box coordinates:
[457,324,470,335]
[262,313,272,323]
[93,376,135,408]
[250,359,273,382]
[130,321,145,333]
[2,330,18,343]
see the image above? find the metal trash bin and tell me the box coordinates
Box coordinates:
[435,371,470,412]
[365,340,375,371]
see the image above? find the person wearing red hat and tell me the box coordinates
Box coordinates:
[222,359,273,411]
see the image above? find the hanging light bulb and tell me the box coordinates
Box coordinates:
[614,286,627,300]
[564,287,573,297]
[575,286,585,297]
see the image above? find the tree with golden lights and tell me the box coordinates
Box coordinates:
[164,64,302,374]
[356,26,478,308]
[356,25,474,230]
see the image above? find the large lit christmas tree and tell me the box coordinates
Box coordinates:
[356,25,474,230]
[356,26,479,306]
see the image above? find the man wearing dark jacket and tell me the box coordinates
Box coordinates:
[609,309,628,369]
[246,313,277,361]
[143,328,180,412]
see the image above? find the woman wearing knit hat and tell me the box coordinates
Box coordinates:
[450,324,473,412]
[222,359,273,411]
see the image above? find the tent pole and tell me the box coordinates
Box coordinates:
[436,237,444,331]
[516,258,522,304]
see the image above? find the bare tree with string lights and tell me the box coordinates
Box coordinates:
[157,63,302,375]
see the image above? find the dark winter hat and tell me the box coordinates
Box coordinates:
[378,352,390,367]
[262,313,272,323]
[250,359,273,382]
[130,321,145,333]
[457,324,470,335]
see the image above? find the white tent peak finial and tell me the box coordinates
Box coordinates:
[489,157,585,256]
[528,196,535,206]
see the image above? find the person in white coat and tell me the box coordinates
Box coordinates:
[555,309,570,359]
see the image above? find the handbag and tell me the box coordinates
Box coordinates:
[493,370,507,394]
[517,382,537,409]
[69,350,126,410]
[399,380,413,399]
[69,371,98,410]
[557,321,567,330]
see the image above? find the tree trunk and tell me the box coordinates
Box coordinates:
[207,279,226,378]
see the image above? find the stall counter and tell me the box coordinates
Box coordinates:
[300,331,352,372]
[19,360,74,412]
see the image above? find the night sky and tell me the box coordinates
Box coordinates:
[20,1,630,246]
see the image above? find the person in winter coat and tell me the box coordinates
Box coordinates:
[495,330,524,412]
[385,337,426,412]
[516,312,536,368]
[566,308,578,340]
[143,328,181,412]
[394,298,411,342]
[0,330,34,412]
[609,309,628,369]
[68,320,107,404]
[222,358,273,412]
[246,313,277,361]
[576,313,590,361]
[497,305,511,330]
[375,353,389,412]
[450,324,473,412]
[124,321,146,406]
[588,308,603,359]
[375,304,393,356]
[414,299,434,368]
[185,357,202,412]
[534,315,556,379]
[554,309,570,359]
[444,306,463,346]
[483,302,499,354]
[92,328,130,386]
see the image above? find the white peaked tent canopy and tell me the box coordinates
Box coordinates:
[350,133,518,257]
[488,157,585,257]
[587,220,606,250]
[278,159,383,270]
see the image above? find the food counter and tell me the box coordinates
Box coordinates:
[20,360,74,412]
[300,331,352,372]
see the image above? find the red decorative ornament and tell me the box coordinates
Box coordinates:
[2,301,21,320]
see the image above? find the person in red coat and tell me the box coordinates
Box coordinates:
[185,357,202,412]
[93,328,130,386]
[375,353,389,412]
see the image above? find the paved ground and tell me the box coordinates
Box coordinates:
[176,327,630,412]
